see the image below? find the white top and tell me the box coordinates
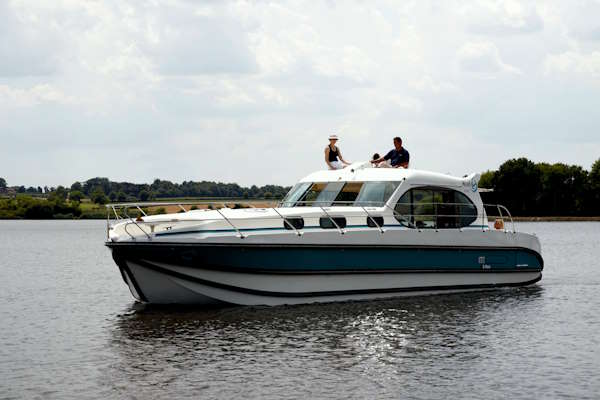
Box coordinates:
[300,161,480,190]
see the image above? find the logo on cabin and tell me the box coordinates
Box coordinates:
[470,177,478,192]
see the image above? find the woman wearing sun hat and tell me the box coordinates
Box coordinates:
[325,134,351,170]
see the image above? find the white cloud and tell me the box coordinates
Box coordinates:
[457,41,522,77]
[464,0,544,35]
[544,51,600,81]
[0,1,63,76]
[0,84,75,107]
[0,0,599,188]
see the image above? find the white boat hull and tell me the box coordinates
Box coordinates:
[121,258,541,306]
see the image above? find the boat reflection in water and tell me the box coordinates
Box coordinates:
[106,287,544,397]
[105,162,543,305]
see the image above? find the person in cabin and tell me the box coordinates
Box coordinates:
[325,134,351,170]
[371,136,410,168]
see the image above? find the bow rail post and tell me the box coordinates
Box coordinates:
[216,208,245,238]
[272,208,303,236]
[361,205,384,234]
[319,206,345,235]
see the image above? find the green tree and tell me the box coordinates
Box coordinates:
[91,187,108,205]
[0,177,6,189]
[54,186,68,201]
[590,158,600,189]
[588,158,600,214]
[139,190,151,201]
[494,158,541,216]
[69,190,84,202]
[479,170,495,189]
[71,182,83,192]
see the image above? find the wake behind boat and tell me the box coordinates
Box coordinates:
[105,162,543,305]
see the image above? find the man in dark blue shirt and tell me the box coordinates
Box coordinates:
[371,137,410,168]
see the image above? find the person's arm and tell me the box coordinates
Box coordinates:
[371,151,390,164]
[324,147,334,169]
[337,148,351,166]
[397,161,409,168]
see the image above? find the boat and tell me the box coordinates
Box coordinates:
[105,162,543,305]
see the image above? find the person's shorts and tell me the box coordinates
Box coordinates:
[329,161,344,169]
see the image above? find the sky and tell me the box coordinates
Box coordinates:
[1,0,599,188]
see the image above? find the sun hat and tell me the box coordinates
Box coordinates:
[328,134,339,140]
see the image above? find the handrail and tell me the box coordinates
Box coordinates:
[361,206,384,234]
[272,208,303,236]
[319,206,345,235]
[495,204,515,233]
[106,199,516,240]
[121,206,151,239]
[215,208,245,239]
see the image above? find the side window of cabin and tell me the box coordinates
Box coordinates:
[411,189,436,228]
[315,182,344,206]
[455,192,478,227]
[298,182,344,206]
[354,181,400,207]
[394,187,478,228]
[297,183,326,206]
[333,182,363,205]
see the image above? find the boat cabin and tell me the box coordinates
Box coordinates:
[281,162,483,230]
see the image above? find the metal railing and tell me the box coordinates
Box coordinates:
[106,200,515,240]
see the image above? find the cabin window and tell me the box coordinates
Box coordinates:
[283,217,304,230]
[394,187,478,228]
[284,181,400,207]
[354,181,400,206]
[313,182,344,206]
[334,182,364,205]
[294,182,342,206]
[281,182,311,207]
[319,217,347,229]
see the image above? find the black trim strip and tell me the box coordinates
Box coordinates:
[133,259,542,299]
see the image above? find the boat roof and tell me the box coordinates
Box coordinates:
[299,162,477,188]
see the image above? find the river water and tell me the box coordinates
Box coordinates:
[0,220,599,399]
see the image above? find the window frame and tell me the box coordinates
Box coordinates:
[393,186,478,229]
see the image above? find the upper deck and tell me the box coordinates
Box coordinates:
[300,162,477,190]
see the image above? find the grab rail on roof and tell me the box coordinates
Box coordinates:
[105,200,515,240]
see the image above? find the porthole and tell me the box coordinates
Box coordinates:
[366,216,384,228]
[319,217,347,229]
[283,217,304,230]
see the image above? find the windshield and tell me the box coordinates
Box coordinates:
[282,181,400,207]
[281,182,311,207]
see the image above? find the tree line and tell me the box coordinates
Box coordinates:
[2,157,599,217]
[479,157,600,216]
[1,177,291,205]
